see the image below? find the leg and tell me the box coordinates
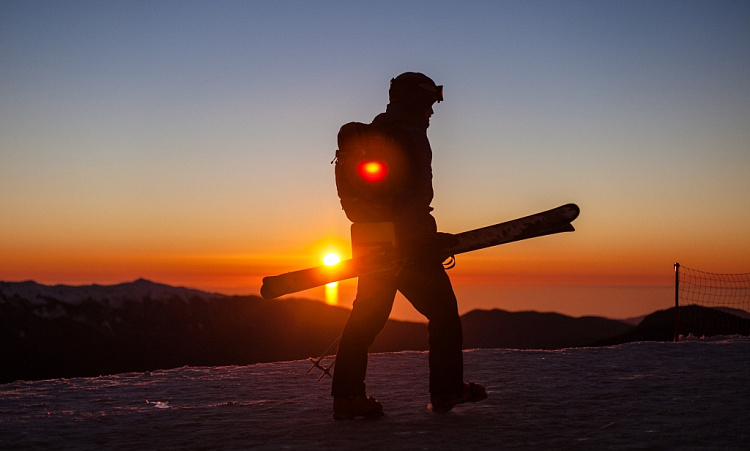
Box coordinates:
[331,272,397,398]
[397,261,464,396]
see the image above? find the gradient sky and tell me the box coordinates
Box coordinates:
[2,1,749,322]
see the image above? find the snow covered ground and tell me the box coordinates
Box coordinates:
[1,337,748,450]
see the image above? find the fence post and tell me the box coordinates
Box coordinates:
[674,262,680,342]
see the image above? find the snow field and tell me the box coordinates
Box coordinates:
[1,338,748,450]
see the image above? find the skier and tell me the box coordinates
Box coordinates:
[332,72,487,420]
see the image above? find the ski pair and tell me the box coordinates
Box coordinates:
[261,203,580,300]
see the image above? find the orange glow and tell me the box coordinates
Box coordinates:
[356,161,388,182]
[324,281,339,305]
[321,252,342,304]
[3,212,748,322]
[322,252,342,300]
[323,253,341,266]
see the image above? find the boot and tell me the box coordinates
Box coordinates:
[431,382,487,413]
[333,395,384,420]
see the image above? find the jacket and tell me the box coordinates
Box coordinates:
[371,103,438,245]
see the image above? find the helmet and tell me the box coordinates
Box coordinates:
[389,72,443,109]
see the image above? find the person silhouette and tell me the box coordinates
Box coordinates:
[331,72,487,420]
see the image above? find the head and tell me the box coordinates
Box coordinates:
[389,72,443,120]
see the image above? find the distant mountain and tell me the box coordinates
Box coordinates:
[0,280,424,383]
[2,280,746,384]
[461,309,632,350]
[593,305,750,346]
[618,314,648,326]
[716,307,750,320]
[2,278,217,307]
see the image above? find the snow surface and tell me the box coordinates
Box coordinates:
[1,337,748,450]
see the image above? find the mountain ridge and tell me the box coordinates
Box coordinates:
[2,279,747,384]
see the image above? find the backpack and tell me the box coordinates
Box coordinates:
[334,122,407,222]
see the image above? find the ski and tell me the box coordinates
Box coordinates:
[260,203,579,299]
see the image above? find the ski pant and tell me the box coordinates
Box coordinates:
[331,259,464,398]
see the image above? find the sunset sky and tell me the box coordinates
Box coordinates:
[2,1,748,322]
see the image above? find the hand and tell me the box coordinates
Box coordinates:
[435,232,458,249]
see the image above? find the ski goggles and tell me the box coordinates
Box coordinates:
[419,83,444,102]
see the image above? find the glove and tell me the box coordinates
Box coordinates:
[435,232,458,250]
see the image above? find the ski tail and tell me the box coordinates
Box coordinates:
[261,251,399,300]
[261,263,355,300]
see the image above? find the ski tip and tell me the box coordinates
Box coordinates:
[561,203,580,221]
[260,283,280,300]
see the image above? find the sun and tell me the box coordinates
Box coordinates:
[322,251,342,297]
[323,252,341,266]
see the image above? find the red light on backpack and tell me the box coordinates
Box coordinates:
[356,160,388,183]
